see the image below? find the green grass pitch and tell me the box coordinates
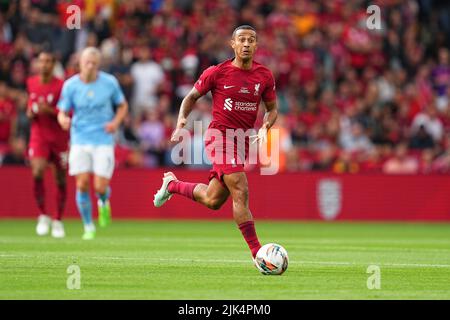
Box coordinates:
[1,219,450,299]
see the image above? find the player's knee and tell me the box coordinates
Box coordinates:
[55,174,66,186]
[32,166,45,179]
[32,170,44,179]
[206,198,224,210]
[94,185,107,195]
[56,179,66,187]
[76,179,89,192]
[226,174,249,202]
[232,185,249,204]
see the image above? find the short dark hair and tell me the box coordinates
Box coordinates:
[38,50,56,62]
[232,25,256,38]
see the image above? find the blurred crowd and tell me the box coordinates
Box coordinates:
[0,0,450,174]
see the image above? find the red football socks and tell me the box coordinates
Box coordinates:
[55,184,66,221]
[168,180,197,200]
[238,220,262,258]
[33,178,45,215]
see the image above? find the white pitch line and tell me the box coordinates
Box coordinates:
[2,254,450,268]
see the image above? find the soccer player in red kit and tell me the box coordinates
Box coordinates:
[153,25,278,261]
[27,51,69,238]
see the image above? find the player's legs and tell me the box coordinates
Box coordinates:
[31,157,51,236]
[154,172,229,209]
[75,173,95,239]
[92,145,114,227]
[191,178,229,210]
[223,172,261,258]
[50,144,68,222]
[52,165,67,220]
[69,145,95,239]
[94,175,111,227]
[49,163,67,238]
[31,157,47,214]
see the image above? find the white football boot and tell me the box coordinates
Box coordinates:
[36,214,51,236]
[153,172,177,207]
[51,220,65,238]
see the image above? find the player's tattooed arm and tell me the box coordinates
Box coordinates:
[171,87,202,142]
[251,100,278,146]
[262,100,278,130]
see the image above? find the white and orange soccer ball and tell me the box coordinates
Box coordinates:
[254,243,289,275]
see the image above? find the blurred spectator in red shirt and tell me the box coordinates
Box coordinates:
[383,143,419,174]
[0,81,15,156]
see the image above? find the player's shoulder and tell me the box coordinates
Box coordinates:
[201,59,232,74]
[216,59,234,69]
[200,64,219,77]
[252,60,274,76]
[52,76,64,87]
[63,74,81,87]
[98,71,119,85]
[26,75,39,87]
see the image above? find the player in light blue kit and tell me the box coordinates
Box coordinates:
[57,47,128,240]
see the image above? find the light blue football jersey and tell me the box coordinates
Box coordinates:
[57,71,125,146]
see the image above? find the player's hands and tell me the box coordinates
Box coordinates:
[31,100,53,115]
[105,121,119,133]
[170,118,187,142]
[250,123,269,146]
[57,112,71,131]
[26,107,35,119]
[37,101,55,115]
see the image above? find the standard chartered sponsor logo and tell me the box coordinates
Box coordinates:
[235,101,257,111]
[224,98,233,111]
[223,98,257,111]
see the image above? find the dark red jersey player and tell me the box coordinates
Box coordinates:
[194,58,276,184]
[153,25,278,263]
[27,51,69,238]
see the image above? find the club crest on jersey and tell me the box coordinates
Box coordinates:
[87,90,94,98]
[254,83,260,96]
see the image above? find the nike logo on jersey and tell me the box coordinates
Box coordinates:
[224,85,235,89]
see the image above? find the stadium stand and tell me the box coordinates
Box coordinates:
[0,0,449,174]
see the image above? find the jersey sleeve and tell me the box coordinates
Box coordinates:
[111,76,125,105]
[262,71,276,103]
[57,80,73,112]
[194,66,217,96]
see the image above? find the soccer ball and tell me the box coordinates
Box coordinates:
[254,243,289,275]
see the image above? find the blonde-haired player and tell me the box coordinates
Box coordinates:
[57,47,128,240]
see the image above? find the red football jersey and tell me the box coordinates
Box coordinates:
[194,59,276,132]
[26,76,68,143]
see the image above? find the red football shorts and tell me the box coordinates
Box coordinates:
[28,137,68,170]
[205,131,248,188]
